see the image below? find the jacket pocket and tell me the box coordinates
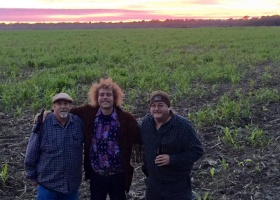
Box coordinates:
[42,144,58,154]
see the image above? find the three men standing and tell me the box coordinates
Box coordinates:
[25,80,203,200]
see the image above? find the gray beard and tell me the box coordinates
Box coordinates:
[59,110,69,118]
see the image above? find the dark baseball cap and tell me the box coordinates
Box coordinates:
[149,91,170,107]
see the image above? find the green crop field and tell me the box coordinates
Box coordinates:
[1,27,279,113]
[0,27,280,199]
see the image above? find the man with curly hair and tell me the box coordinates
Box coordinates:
[70,77,142,200]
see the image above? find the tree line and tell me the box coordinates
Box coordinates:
[0,15,280,30]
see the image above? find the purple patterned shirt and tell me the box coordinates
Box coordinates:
[90,108,122,173]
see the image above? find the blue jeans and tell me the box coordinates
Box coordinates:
[90,171,126,200]
[145,177,192,200]
[37,185,78,200]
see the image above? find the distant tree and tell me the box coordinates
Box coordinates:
[251,17,259,20]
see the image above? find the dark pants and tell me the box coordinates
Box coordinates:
[90,171,126,200]
[145,177,192,200]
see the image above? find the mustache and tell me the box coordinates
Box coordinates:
[59,109,69,112]
[59,108,69,112]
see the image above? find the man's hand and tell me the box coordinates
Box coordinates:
[155,154,170,166]
[32,181,38,187]
[34,111,52,123]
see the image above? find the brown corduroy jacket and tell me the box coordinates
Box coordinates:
[71,104,142,192]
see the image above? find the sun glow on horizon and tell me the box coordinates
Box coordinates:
[0,0,279,23]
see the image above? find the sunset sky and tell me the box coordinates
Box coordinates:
[0,0,279,23]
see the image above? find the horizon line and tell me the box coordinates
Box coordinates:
[1,15,278,25]
[1,8,278,24]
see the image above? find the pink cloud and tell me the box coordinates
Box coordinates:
[0,8,190,23]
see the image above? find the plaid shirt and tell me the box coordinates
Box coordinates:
[141,112,203,183]
[25,113,83,194]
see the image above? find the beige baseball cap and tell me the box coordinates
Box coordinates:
[52,93,73,103]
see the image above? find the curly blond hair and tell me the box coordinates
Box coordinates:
[88,77,124,107]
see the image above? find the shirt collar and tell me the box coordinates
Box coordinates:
[96,107,118,121]
[51,113,74,126]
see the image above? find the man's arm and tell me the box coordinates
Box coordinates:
[34,110,51,123]
[128,115,142,144]
[169,123,204,166]
[32,109,45,134]
[129,114,144,165]
[70,104,92,118]
[24,131,42,182]
[34,104,90,122]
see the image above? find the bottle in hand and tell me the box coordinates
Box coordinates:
[156,144,163,156]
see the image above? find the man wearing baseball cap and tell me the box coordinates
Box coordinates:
[25,92,83,200]
[141,90,204,200]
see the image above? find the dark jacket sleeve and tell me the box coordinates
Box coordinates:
[70,104,95,180]
[129,114,142,145]
[70,104,88,117]
[169,122,204,166]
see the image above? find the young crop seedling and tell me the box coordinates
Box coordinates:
[250,128,264,146]
[0,163,8,185]
[192,191,210,200]
[254,164,262,174]
[210,168,215,178]
[262,66,273,83]
[222,126,240,147]
[246,125,266,147]
[221,158,228,171]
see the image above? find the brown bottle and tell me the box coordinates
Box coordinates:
[156,144,163,156]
